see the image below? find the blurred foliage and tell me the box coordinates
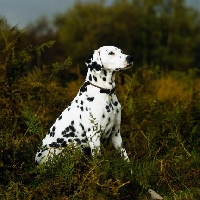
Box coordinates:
[0,21,72,138]
[0,1,200,199]
[6,0,198,74]
[53,0,200,72]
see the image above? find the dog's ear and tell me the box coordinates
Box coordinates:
[85,50,103,73]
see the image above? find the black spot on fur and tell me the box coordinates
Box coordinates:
[103,69,107,76]
[114,101,118,106]
[102,114,105,118]
[80,107,84,111]
[50,131,55,137]
[75,138,81,144]
[58,115,62,120]
[106,130,110,135]
[52,126,56,131]
[63,134,69,138]
[71,120,74,125]
[68,139,72,142]
[103,77,106,81]
[57,138,64,143]
[115,129,120,136]
[88,128,91,132]
[112,126,115,131]
[37,153,42,157]
[81,138,88,143]
[88,61,102,72]
[69,125,76,132]
[49,142,60,148]
[80,82,90,93]
[87,97,94,102]
[65,127,69,132]
[89,74,92,81]
[93,75,97,82]
[80,123,85,131]
[81,132,86,137]
[80,115,82,119]
[69,132,75,137]
[81,100,84,105]
[61,141,67,147]
[105,105,110,113]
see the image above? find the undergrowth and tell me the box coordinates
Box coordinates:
[0,23,200,199]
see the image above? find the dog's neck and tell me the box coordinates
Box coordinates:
[86,68,116,90]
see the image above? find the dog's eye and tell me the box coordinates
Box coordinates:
[108,51,115,55]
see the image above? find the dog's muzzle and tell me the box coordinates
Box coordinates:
[115,55,133,71]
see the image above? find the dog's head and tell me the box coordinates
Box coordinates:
[85,46,133,73]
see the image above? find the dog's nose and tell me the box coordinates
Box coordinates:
[126,55,133,63]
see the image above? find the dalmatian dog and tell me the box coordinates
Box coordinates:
[35,46,133,165]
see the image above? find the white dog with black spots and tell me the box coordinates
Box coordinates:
[35,46,133,165]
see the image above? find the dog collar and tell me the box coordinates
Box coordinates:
[87,81,115,95]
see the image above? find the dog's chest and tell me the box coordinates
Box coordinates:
[79,89,120,115]
[77,90,120,129]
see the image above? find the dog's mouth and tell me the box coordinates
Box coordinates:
[126,62,133,68]
[115,62,133,71]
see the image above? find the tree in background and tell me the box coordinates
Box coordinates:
[1,1,200,72]
[156,0,200,69]
[53,0,200,72]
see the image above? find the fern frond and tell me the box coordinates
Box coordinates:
[52,57,72,73]
[35,40,56,55]
[29,81,44,88]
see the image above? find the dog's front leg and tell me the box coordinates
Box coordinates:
[86,129,101,156]
[111,131,129,161]
[112,132,133,174]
